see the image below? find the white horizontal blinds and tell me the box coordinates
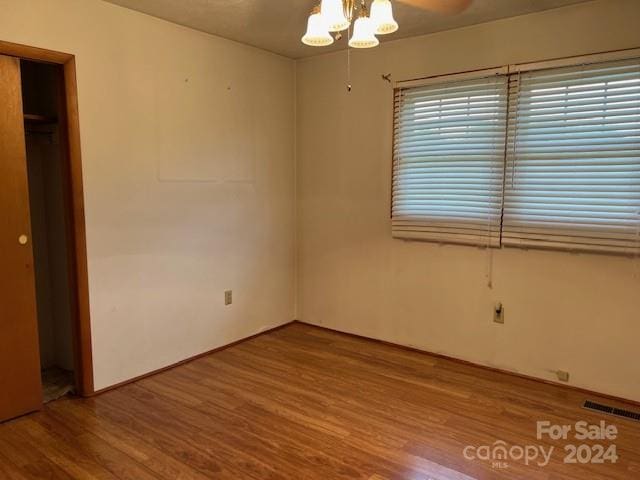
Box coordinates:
[503,58,640,254]
[392,75,508,246]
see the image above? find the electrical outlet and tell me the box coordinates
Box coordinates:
[224,290,232,306]
[493,302,504,324]
[556,370,570,382]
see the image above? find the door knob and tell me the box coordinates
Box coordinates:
[18,234,28,245]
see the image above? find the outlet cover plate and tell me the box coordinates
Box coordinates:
[493,303,504,324]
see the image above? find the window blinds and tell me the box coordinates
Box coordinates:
[392,75,508,246]
[503,59,640,254]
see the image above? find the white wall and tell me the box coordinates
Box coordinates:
[3,0,638,401]
[296,0,640,402]
[0,0,296,390]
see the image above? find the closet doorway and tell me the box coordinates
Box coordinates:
[0,41,92,423]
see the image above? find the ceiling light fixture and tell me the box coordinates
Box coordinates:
[301,0,398,51]
[321,0,351,32]
[349,5,379,49]
[370,0,398,35]
[302,6,335,46]
[300,0,473,92]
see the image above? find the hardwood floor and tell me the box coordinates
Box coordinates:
[1,322,638,479]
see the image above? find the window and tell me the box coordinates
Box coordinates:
[392,74,508,246]
[503,59,640,254]
[392,56,640,255]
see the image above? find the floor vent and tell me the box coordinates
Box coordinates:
[583,400,640,422]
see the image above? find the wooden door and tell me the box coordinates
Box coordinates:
[0,54,42,422]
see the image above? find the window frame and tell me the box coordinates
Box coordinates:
[391,47,640,256]
[391,69,509,247]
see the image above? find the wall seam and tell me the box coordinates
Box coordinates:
[293,59,299,321]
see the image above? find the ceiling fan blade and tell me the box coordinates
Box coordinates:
[397,0,473,14]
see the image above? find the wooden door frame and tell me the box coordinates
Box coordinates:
[0,40,94,396]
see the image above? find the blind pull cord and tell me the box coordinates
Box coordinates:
[510,72,521,189]
[635,210,640,279]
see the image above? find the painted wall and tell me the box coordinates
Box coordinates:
[3,0,638,401]
[0,0,296,390]
[296,0,640,401]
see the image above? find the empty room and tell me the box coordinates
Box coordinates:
[1,0,639,478]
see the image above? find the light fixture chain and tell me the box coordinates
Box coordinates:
[347,21,352,92]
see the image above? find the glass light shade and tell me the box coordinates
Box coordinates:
[348,16,379,49]
[370,0,398,35]
[321,0,350,32]
[301,12,334,47]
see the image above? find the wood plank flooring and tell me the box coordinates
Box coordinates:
[1,322,638,479]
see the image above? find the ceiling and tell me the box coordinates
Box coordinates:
[103,0,590,59]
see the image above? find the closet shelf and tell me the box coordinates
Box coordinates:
[24,113,58,124]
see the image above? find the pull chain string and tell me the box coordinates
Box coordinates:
[347,22,352,92]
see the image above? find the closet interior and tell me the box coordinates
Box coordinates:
[22,60,76,402]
